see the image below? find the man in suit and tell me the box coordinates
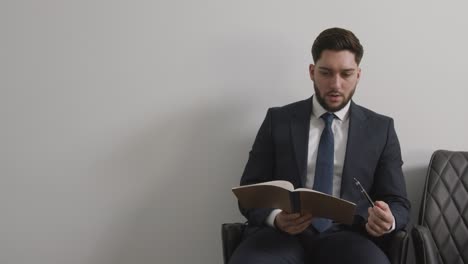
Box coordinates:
[229,28,410,264]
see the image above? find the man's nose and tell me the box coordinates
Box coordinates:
[329,74,343,89]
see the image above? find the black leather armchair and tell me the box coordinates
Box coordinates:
[221,222,409,264]
[411,150,468,264]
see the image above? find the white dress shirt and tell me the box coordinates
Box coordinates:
[304,95,350,196]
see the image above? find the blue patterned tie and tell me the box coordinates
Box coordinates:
[312,112,335,232]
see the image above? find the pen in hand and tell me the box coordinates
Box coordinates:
[353,178,374,207]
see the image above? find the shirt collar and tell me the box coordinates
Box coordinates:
[312,95,351,121]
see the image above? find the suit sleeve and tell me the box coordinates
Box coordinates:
[372,118,411,231]
[238,108,277,226]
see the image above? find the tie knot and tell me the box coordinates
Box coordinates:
[321,112,335,126]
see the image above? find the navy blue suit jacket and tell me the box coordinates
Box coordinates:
[239,97,410,231]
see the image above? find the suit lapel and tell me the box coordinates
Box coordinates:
[290,97,312,187]
[340,101,368,198]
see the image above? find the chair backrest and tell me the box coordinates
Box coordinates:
[418,150,468,264]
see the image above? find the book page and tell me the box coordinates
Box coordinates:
[298,191,356,225]
[232,180,295,213]
[232,180,294,191]
[295,188,355,203]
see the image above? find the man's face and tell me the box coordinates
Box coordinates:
[309,50,361,112]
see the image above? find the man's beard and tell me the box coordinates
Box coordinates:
[313,83,356,112]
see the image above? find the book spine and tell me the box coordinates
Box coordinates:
[290,192,301,213]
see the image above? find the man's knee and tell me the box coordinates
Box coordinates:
[308,231,390,264]
[228,227,304,264]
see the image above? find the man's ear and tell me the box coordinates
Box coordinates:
[309,64,315,81]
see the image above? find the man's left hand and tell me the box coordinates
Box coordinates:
[366,201,394,237]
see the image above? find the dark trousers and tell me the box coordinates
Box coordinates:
[228,225,390,264]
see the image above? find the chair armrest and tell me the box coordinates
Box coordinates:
[221,223,246,264]
[412,225,441,264]
[387,229,409,264]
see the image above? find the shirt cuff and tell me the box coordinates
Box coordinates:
[265,209,282,228]
[385,216,396,234]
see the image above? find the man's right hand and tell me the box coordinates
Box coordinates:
[274,211,313,235]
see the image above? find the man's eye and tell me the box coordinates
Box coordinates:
[342,72,353,78]
[320,71,330,76]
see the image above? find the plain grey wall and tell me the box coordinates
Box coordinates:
[2,0,468,263]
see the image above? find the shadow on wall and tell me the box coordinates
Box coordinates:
[404,165,428,226]
[403,165,429,264]
[85,102,258,264]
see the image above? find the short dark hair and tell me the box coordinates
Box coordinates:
[311,27,364,65]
